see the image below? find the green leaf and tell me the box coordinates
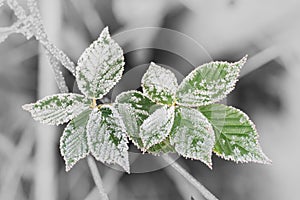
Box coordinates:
[87,105,130,173]
[170,107,215,168]
[176,56,247,107]
[60,109,91,171]
[199,104,271,164]
[114,91,158,149]
[142,62,178,105]
[147,137,176,155]
[76,27,125,99]
[22,93,89,125]
[140,105,175,150]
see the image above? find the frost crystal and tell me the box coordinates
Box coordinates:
[60,110,91,171]
[115,90,157,148]
[22,93,89,125]
[199,104,271,164]
[176,56,247,107]
[142,62,178,105]
[140,105,175,150]
[76,27,125,99]
[87,106,129,173]
[170,107,215,168]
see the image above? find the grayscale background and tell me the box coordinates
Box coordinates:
[0,0,299,200]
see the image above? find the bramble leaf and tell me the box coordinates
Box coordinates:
[140,105,175,150]
[22,93,89,125]
[60,109,91,171]
[142,62,178,105]
[115,91,157,148]
[87,105,130,173]
[170,107,215,168]
[147,137,176,154]
[176,56,247,107]
[76,27,125,99]
[199,104,271,164]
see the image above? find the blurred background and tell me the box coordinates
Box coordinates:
[1,0,300,199]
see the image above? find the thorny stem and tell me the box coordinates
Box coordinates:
[163,155,219,200]
[87,156,109,200]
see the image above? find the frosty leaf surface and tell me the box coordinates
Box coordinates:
[147,137,176,154]
[140,105,175,150]
[22,93,89,125]
[170,107,215,168]
[176,56,247,107]
[87,106,129,173]
[60,109,91,171]
[199,104,271,164]
[142,62,178,105]
[76,27,125,99]
[115,91,158,148]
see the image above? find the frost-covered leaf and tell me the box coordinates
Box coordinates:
[140,106,175,150]
[87,105,129,173]
[76,27,125,99]
[199,104,271,164]
[115,91,157,148]
[60,109,91,171]
[142,62,178,105]
[22,93,89,125]
[147,137,176,154]
[170,107,215,168]
[176,56,247,107]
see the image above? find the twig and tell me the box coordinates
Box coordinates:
[87,156,109,200]
[163,155,218,200]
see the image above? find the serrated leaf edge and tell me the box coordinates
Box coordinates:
[176,55,248,107]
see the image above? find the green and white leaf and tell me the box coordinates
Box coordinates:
[60,109,91,171]
[199,104,271,164]
[115,91,158,149]
[87,105,129,173]
[170,107,215,168]
[142,62,178,105]
[176,56,247,107]
[140,105,175,150]
[76,27,125,99]
[147,137,176,155]
[22,93,89,125]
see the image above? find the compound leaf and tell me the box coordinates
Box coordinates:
[176,56,247,107]
[199,104,271,164]
[140,105,175,150]
[170,107,215,168]
[142,62,178,105]
[76,27,124,99]
[60,109,91,171]
[22,93,89,125]
[87,105,130,173]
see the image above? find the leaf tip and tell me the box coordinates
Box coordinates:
[22,103,32,111]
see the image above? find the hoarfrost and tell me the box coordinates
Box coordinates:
[142,62,178,105]
[140,105,175,150]
[22,93,89,125]
[87,106,130,173]
[170,107,215,168]
[76,27,125,99]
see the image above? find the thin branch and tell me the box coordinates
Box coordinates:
[163,155,218,200]
[87,156,109,200]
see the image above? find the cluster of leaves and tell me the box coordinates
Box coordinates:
[23,27,270,173]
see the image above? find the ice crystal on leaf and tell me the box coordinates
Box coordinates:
[170,107,215,168]
[76,27,125,99]
[23,27,129,172]
[142,62,178,105]
[176,56,247,107]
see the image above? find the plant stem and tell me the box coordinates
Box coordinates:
[87,156,109,200]
[163,156,218,200]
